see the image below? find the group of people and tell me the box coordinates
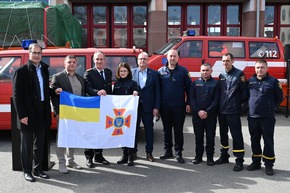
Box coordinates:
[12,43,283,183]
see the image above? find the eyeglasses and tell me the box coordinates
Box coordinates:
[30,52,42,55]
[138,58,148,61]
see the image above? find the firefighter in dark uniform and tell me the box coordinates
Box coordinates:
[158,49,191,163]
[190,63,220,166]
[215,53,247,172]
[246,59,283,176]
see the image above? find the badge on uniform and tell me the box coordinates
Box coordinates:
[240,76,246,82]
[278,82,282,89]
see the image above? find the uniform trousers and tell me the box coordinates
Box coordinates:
[192,115,217,157]
[160,105,185,156]
[248,117,276,167]
[218,113,245,161]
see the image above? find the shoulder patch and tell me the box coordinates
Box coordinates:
[240,75,246,82]
[278,82,282,89]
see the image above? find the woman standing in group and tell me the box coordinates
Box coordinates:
[113,62,139,166]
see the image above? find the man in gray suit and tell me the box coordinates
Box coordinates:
[51,55,85,174]
[132,52,161,161]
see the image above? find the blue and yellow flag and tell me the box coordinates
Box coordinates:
[59,91,100,122]
[58,92,139,149]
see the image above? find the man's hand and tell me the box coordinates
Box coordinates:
[97,89,107,96]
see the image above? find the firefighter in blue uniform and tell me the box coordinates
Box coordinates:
[246,59,283,176]
[190,63,220,166]
[215,53,247,172]
[158,49,191,163]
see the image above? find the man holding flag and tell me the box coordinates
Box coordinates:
[51,55,84,174]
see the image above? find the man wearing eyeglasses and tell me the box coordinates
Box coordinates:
[132,52,160,162]
[13,43,54,182]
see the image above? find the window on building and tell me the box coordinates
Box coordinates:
[168,4,241,41]
[279,5,290,45]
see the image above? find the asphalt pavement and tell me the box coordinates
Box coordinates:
[1,110,290,193]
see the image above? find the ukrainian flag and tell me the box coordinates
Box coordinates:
[59,91,100,122]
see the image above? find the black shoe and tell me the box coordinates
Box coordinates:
[146,153,155,162]
[94,154,110,165]
[176,155,185,163]
[132,152,138,160]
[159,153,173,159]
[233,163,244,172]
[247,162,261,171]
[127,159,134,166]
[207,157,215,166]
[265,166,274,176]
[86,159,95,168]
[192,157,202,164]
[33,171,49,179]
[24,173,35,182]
[117,156,128,164]
[215,156,229,165]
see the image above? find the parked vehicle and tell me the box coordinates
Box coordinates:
[148,30,288,106]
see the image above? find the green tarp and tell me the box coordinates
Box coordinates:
[0,2,82,48]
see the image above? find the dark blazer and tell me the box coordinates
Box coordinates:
[12,60,52,130]
[50,70,85,115]
[83,67,112,96]
[132,67,161,112]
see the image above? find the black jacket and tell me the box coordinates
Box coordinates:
[247,74,283,118]
[12,60,53,130]
[84,67,112,96]
[113,77,138,95]
[190,76,220,117]
[219,66,247,114]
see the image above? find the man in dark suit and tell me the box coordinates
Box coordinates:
[132,52,161,162]
[50,55,85,174]
[12,43,52,182]
[83,51,112,168]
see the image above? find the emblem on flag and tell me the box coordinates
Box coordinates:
[106,109,132,136]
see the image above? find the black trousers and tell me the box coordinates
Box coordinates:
[248,117,276,167]
[192,115,217,157]
[218,113,245,160]
[160,105,186,156]
[20,113,47,173]
[84,149,103,160]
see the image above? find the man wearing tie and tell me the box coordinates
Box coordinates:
[132,52,161,161]
[83,51,112,168]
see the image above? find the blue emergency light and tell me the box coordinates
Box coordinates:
[186,30,196,36]
[22,39,37,50]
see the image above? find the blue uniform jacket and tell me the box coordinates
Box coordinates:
[158,63,191,107]
[219,66,247,114]
[247,74,283,118]
[190,76,220,117]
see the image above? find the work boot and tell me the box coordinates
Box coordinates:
[215,155,229,165]
[265,166,274,176]
[247,162,261,171]
[207,156,215,166]
[117,150,128,164]
[192,156,202,164]
[127,155,134,166]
